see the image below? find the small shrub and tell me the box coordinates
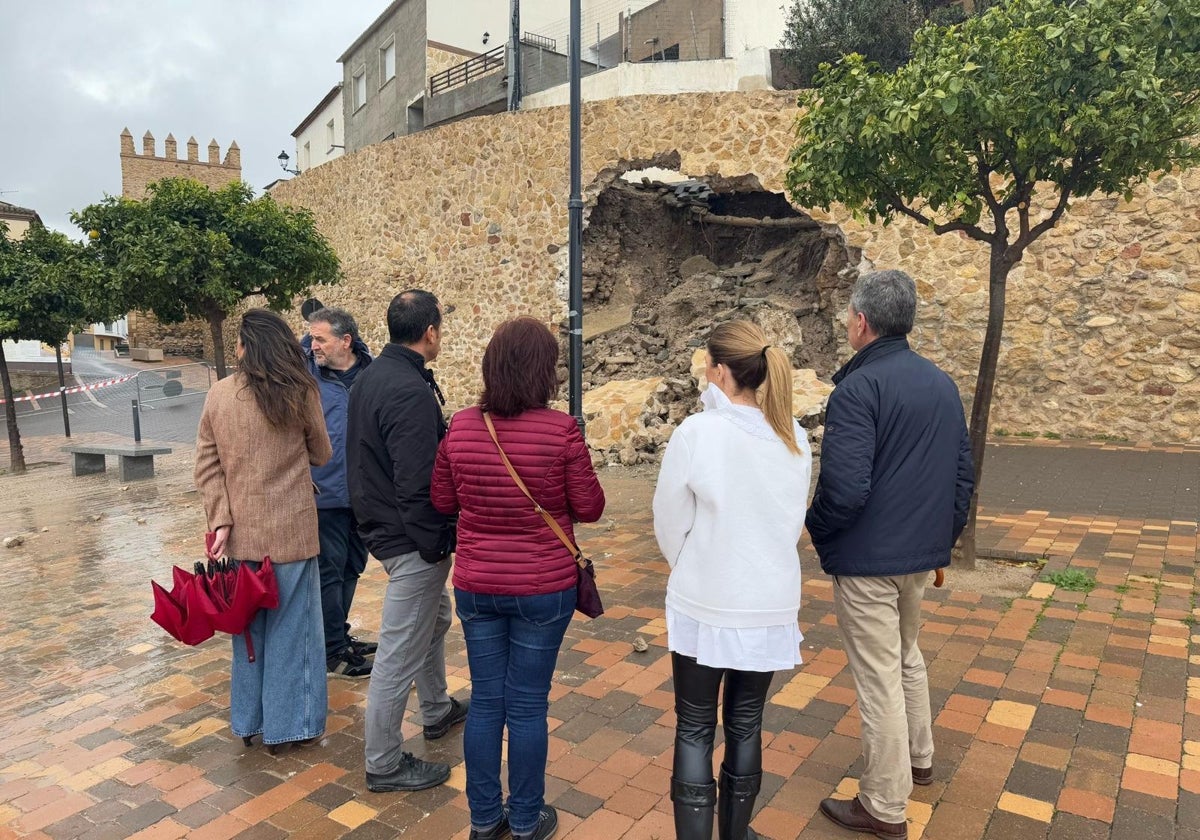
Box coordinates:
[1042,569,1097,592]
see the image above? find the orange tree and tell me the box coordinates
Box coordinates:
[0,222,121,474]
[785,0,1200,564]
[73,178,339,379]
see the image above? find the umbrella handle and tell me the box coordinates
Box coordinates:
[244,633,256,663]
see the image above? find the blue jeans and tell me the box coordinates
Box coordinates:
[316,508,369,658]
[231,558,327,744]
[455,587,576,835]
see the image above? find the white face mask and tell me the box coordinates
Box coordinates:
[699,382,731,412]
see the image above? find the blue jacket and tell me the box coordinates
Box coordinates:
[303,334,373,509]
[806,335,974,576]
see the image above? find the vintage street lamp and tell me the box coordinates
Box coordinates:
[277,150,300,175]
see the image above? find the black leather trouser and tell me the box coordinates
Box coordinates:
[671,651,775,782]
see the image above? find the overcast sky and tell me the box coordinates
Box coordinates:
[0,2,384,236]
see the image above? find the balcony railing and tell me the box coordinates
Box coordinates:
[429,45,505,96]
[521,31,557,52]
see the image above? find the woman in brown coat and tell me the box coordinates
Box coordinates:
[194,309,332,752]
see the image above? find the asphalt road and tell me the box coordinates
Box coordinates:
[12,351,209,445]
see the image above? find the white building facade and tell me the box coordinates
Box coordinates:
[292,84,346,173]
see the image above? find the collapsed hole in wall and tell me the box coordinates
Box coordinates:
[574,162,859,401]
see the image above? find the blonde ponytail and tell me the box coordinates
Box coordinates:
[707,321,801,456]
[761,346,801,455]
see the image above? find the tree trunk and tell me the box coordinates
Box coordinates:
[208,312,228,380]
[0,341,27,474]
[956,247,1012,568]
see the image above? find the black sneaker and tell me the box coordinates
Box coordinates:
[423,697,469,739]
[327,650,372,679]
[513,805,557,840]
[469,814,511,840]
[348,635,378,657]
[365,752,451,792]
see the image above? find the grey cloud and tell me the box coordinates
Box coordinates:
[0,1,379,236]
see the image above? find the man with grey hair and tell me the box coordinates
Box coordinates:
[807,269,973,840]
[303,306,376,679]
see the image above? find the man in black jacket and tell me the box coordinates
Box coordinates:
[348,289,467,793]
[808,270,973,840]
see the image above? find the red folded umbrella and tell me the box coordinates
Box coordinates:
[150,536,280,661]
[151,565,215,646]
[191,533,280,662]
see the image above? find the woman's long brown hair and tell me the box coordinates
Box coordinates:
[236,308,317,429]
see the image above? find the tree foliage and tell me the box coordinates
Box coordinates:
[785,0,1200,563]
[0,221,123,474]
[73,178,340,378]
[781,0,987,86]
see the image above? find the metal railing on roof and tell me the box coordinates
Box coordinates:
[429,45,505,96]
[521,31,557,52]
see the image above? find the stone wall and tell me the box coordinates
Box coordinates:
[271,91,1200,444]
[426,43,474,85]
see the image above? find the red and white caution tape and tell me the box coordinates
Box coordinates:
[0,374,136,404]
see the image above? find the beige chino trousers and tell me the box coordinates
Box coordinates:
[832,573,935,824]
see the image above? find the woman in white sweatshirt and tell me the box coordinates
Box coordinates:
[653,320,812,840]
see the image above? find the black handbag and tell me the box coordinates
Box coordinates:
[482,412,604,619]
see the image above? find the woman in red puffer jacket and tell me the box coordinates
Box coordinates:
[431,316,604,840]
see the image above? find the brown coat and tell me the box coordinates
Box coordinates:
[194,374,332,563]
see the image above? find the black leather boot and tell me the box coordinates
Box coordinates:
[717,766,762,840]
[671,777,716,839]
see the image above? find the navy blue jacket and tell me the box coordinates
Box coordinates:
[806,335,974,576]
[347,343,454,562]
[303,333,373,509]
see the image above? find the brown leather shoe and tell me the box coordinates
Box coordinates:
[912,766,933,786]
[819,796,907,839]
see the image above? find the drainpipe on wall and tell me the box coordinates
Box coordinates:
[508,0,521,111]
[568,0,584,431]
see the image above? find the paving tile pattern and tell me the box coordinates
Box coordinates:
[0,438,1196,838]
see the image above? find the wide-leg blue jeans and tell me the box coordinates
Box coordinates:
[454,587,575,836]
[230,557,327,745]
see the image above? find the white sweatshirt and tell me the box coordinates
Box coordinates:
[653,388,812,628]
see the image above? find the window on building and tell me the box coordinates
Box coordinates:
[381,39,396,85]
[353,69,367,110]
[301,141,310,171]
[326,118,336,151]
[641,43,680,62]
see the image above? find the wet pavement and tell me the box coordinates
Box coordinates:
[0,434,1196,839]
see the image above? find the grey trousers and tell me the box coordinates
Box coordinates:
[364,550,454,774]
[832,573,935,824]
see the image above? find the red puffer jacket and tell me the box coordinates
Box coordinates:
[431,405,606,595]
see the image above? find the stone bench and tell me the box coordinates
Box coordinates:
[129,347,164,362]
[62,444,173,481]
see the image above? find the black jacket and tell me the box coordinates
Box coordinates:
[347,343,454,561]
[806,335,974,576]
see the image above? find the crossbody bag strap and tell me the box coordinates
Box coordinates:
[482,411,584,564]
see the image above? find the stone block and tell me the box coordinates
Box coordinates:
[583,377,665,453]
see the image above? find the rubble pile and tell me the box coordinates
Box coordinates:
[574,174,859,464]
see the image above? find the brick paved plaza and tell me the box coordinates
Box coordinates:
[0,436,1197,839]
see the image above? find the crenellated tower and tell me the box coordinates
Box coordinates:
[119,128,241,197]
[118,129,244,358]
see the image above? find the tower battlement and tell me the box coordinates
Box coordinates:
[119,128,242,197]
